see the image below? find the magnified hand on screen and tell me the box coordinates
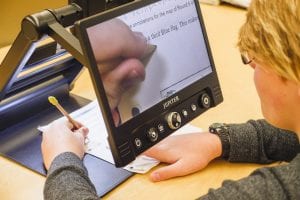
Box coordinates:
[87,18,149,125]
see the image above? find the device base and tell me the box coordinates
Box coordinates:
[0,94,132,196]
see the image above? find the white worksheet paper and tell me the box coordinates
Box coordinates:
[39,100,202,173]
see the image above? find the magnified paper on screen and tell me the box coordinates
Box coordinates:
[117,0,212,123]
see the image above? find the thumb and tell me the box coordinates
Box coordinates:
[149,160,186,182]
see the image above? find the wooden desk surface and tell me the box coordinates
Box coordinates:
[0,3,268,200]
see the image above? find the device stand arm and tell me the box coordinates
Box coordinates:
[0,4,84,101]
[48,21,85,66]
[0,31,37,100]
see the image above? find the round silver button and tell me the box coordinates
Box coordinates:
[166,112,182,130]
[191,104,197,112]
[182,109,188,118]
[134,138,142,148]
[147,128,159,142]
[200,93,211,108]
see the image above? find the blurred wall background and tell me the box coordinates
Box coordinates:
[0,0,67,47]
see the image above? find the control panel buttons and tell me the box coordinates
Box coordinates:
[147,128,159,142]
[200,93,211,108]
[191,104,197,112]
[134,138,142,148]
[157,124,165,133]
[166,112,182,130]
[182,109,188,118]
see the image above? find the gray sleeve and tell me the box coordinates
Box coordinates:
[225,119,299,163]
[44,152,99,200]
[199,154,300,200]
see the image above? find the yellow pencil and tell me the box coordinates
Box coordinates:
[48,96,80,130]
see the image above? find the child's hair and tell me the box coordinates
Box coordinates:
[238,0,300,83]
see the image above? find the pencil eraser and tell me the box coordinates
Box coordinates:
[48,96,58,106]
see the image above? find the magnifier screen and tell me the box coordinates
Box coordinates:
[86,0,212,126]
